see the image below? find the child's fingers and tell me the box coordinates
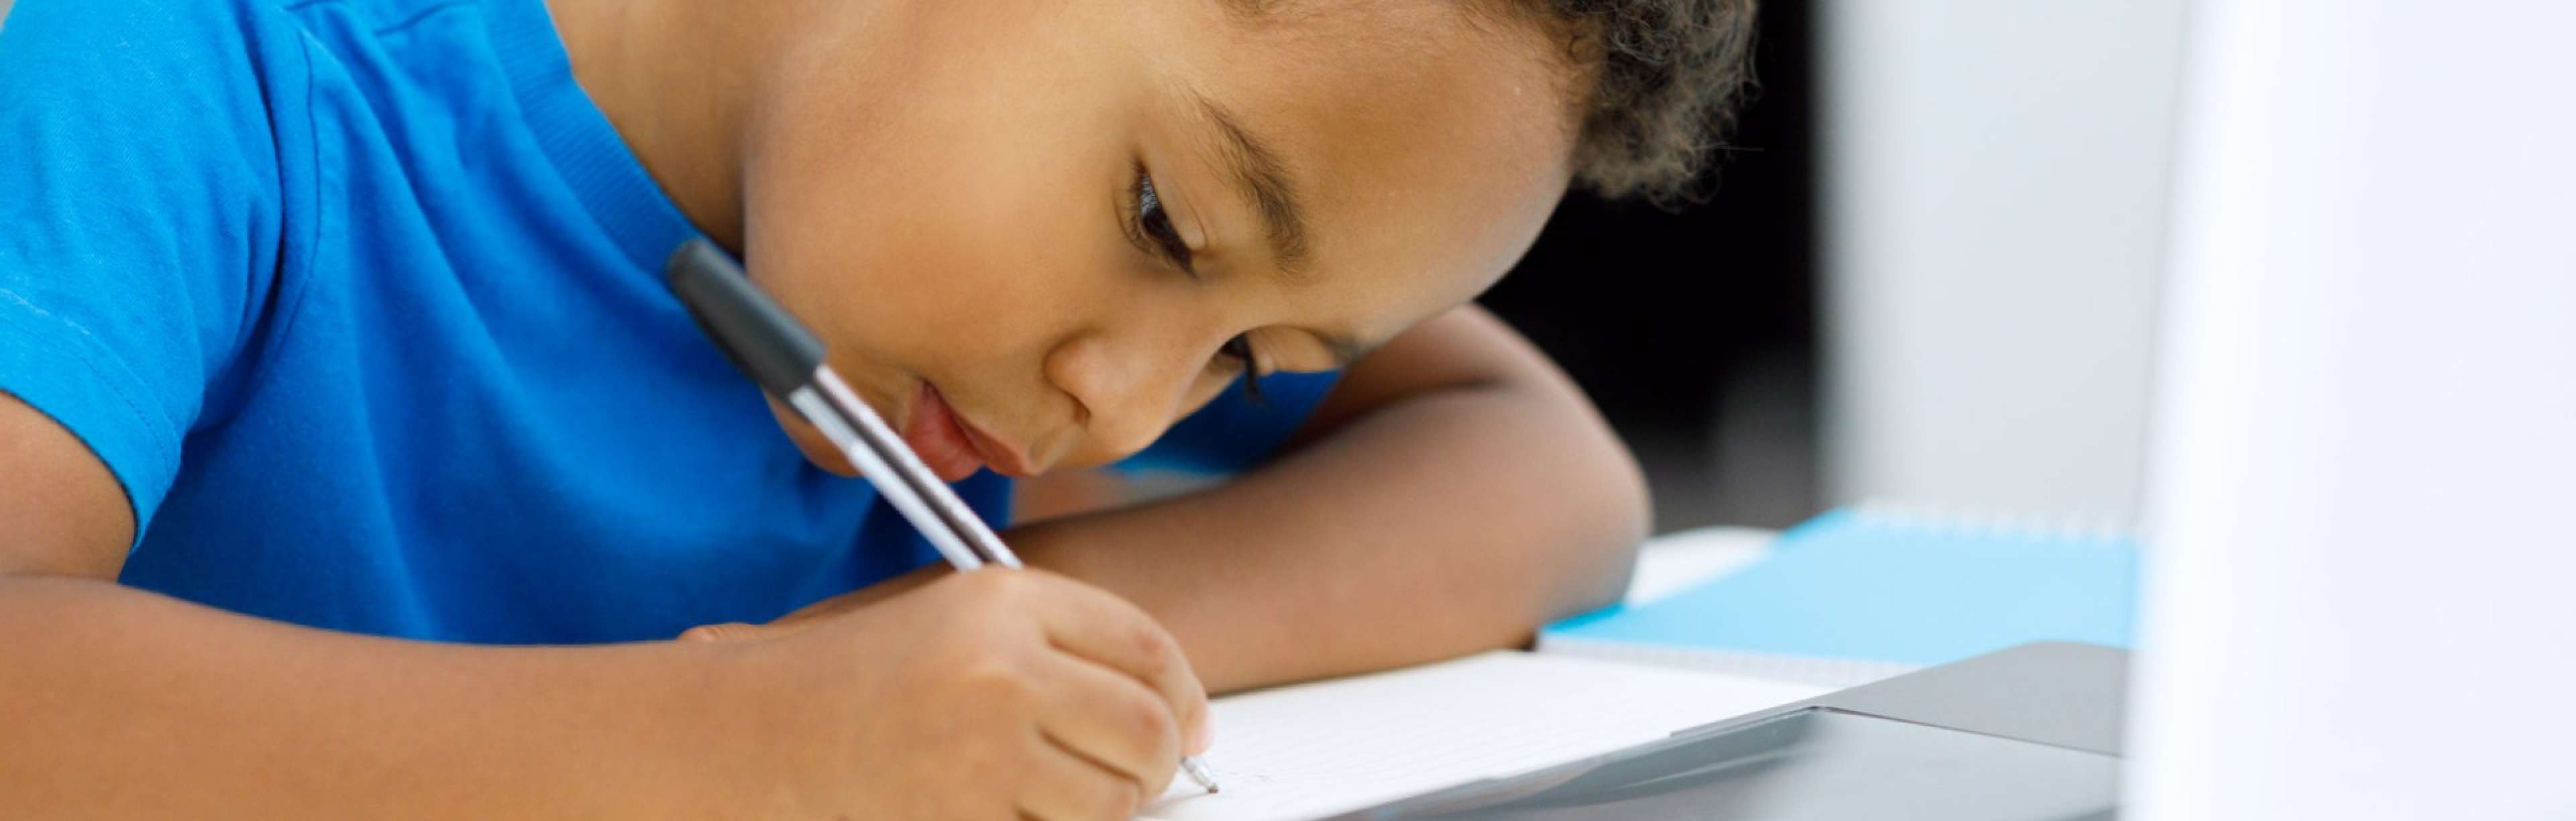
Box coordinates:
[1030,650,1183,798]
[1018,732,1147,821]
[1023,576,1212,754]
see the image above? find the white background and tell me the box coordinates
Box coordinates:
[1819,0,2188,524]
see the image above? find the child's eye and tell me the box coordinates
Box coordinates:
[1219,334,1267,405]
[1131,166,1197,274]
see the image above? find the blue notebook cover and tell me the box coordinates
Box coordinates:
[1545,508,2139,668]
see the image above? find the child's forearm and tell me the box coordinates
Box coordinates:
[0,576,765,819]
[1012,308,1650,694]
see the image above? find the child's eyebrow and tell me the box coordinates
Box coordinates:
[1193,93,1313,282]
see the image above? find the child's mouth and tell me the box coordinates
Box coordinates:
[902,383,984,482]
[902,383,1036,482]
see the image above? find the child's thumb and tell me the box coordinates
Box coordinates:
[676,622,773,643]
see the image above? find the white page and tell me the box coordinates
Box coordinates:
[1140,651,1826,821]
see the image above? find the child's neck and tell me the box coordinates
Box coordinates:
[545,0,810,255]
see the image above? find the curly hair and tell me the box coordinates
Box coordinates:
[1532,0,1760,206]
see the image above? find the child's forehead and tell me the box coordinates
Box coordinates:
[1171,0,1579,315]
[1215,0,1564,58]
[1185,0,1578,134]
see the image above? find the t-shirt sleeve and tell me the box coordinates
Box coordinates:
[0,0,291,528]
[1118,371,1342,475]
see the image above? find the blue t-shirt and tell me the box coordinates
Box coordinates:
[0,0,1332,643]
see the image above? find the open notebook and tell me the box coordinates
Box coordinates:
[1138,651,1825,821]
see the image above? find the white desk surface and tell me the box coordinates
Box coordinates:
[1622,527,1777,606]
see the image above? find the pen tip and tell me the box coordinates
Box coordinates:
[1181,757,1221,793]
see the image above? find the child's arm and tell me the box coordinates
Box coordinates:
[1014,306,1650,692]
[0,395,1208,819]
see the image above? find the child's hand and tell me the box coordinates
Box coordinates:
[731,569,1210,820]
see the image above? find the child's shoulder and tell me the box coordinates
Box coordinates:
[0,0,291,85]
[0,0,325,142]
[262,0,506,36]
[0,0,470,70]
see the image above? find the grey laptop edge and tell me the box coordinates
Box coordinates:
[1327,642,2127,821]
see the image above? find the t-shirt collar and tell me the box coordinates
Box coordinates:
[480,0,707,273]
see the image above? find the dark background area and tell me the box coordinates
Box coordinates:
[1477,0,1819,531]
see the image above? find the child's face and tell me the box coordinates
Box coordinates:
[739,0,1576,480]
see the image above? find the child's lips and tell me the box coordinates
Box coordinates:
[956,411,1039,478]
[902,384,983,482]
[902,384,1036,481]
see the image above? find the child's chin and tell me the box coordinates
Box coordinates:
[775,415,861,476]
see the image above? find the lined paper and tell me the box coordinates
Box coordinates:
[1140,651,1825,820]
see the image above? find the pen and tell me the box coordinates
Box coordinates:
[665,239,1220,793]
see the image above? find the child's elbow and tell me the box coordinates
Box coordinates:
[1572,438,1653,616]
[1523,400,1652,627]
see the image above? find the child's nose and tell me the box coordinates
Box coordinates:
[1042,331,1208,460]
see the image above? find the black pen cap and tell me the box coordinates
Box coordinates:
[664,238,827,398]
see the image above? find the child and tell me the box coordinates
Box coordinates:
[0,0,1754,816]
